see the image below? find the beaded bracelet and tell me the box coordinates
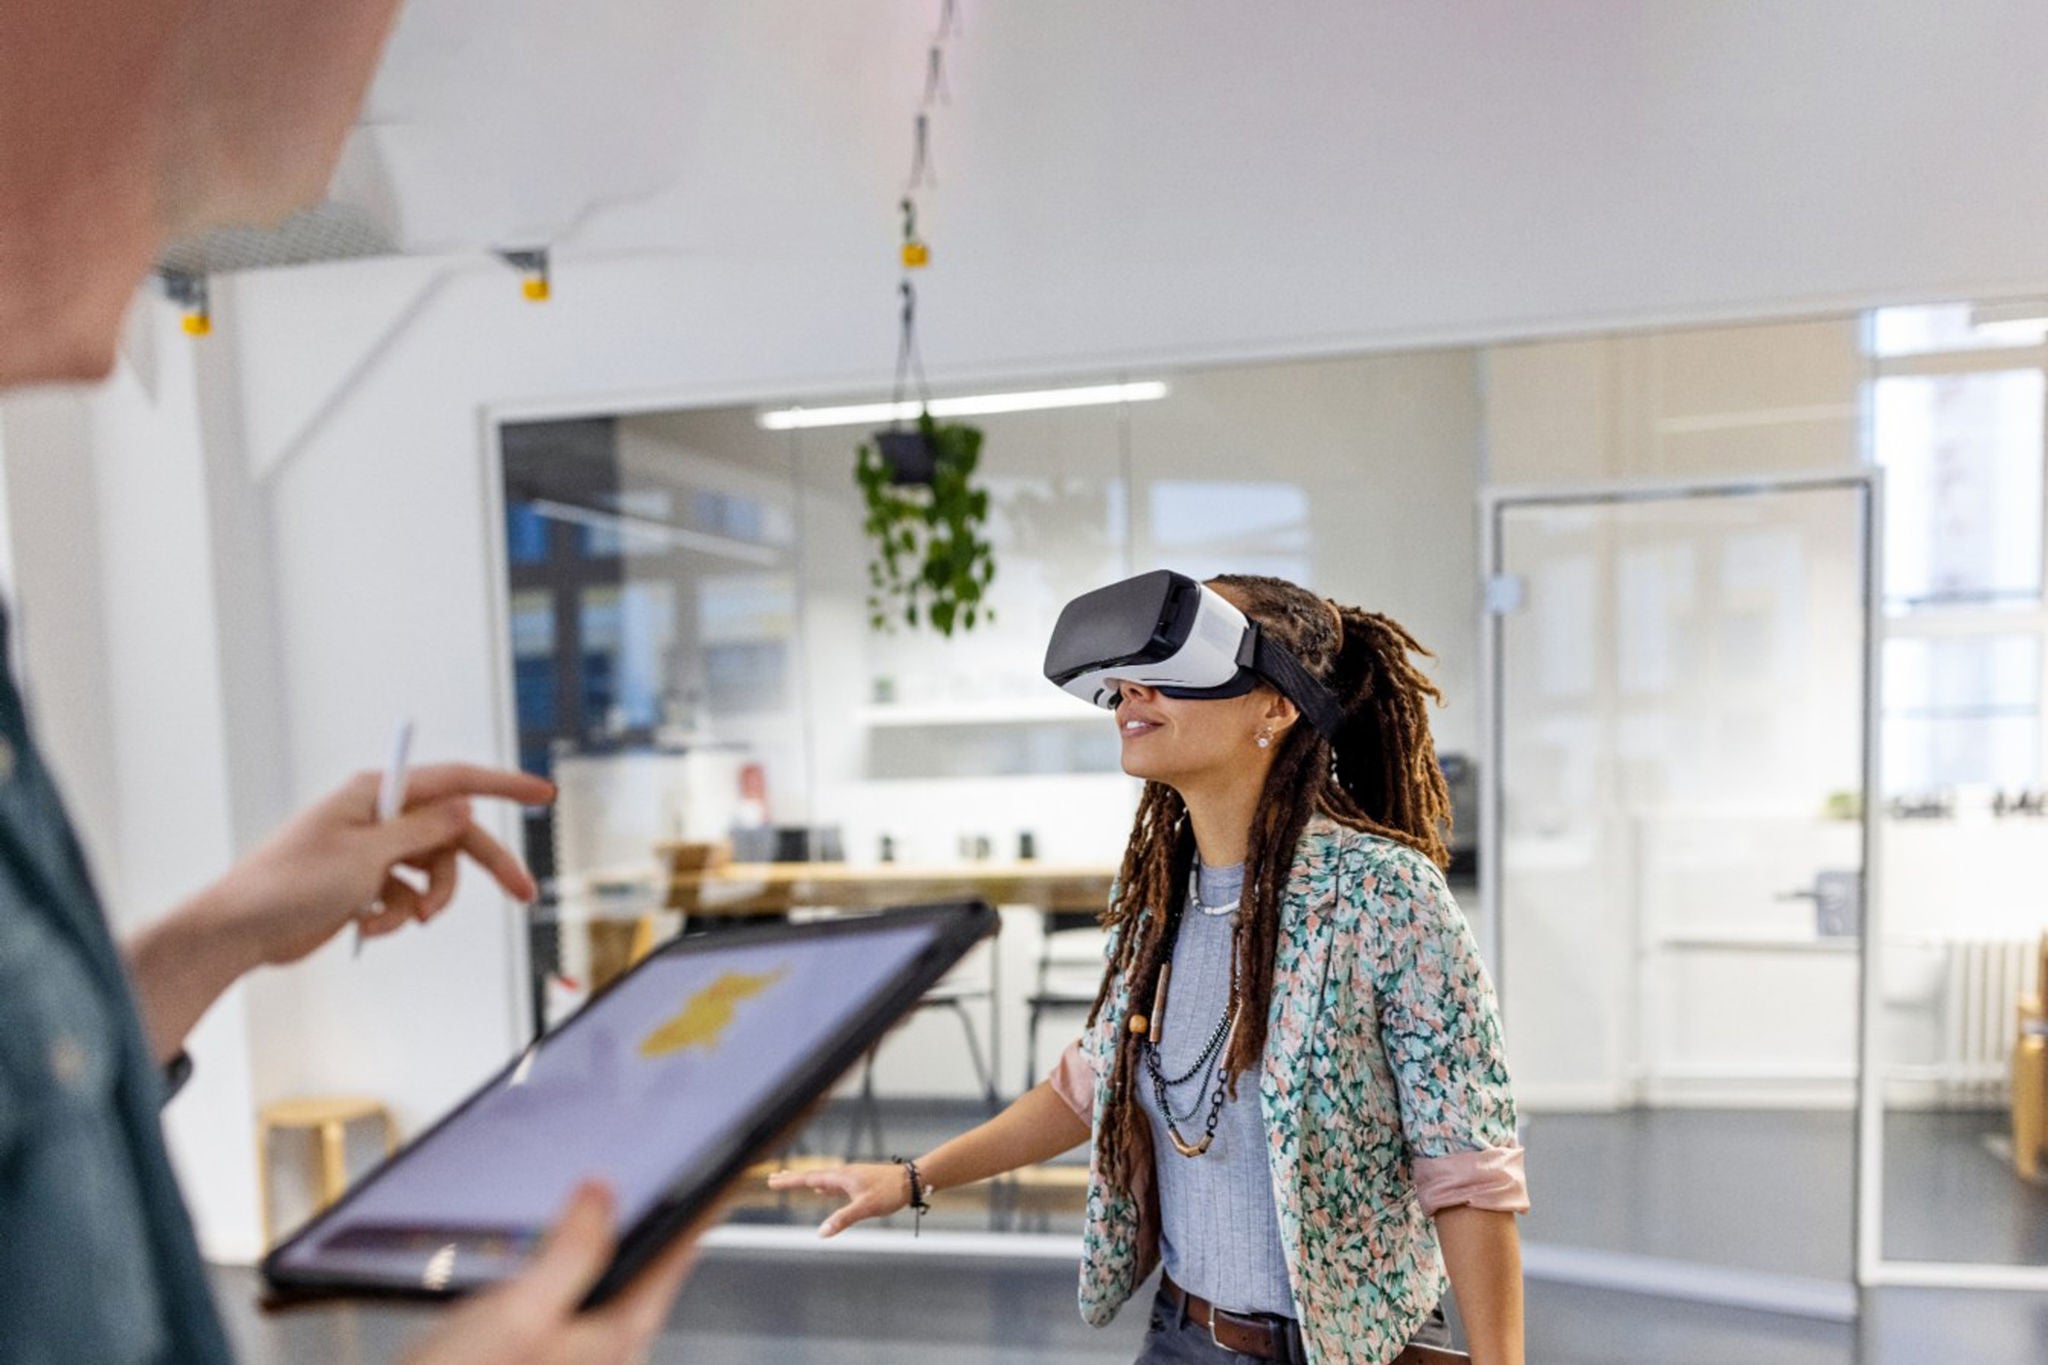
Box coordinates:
[892,1155,932,1236]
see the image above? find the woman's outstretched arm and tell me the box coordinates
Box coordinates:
[768,1076,1091,1237]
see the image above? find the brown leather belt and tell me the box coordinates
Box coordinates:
[1157,1274,1472,1364]
[1158,1274,1300,1362]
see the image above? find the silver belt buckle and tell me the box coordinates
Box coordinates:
[1209,1310,1234,1354]
[1210,1306,1266,1359]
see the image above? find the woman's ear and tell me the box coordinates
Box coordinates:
[1263,691,1302,738]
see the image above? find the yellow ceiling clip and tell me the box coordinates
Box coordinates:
[160,269,211,337]
[899,199,929,270]
[497,247,551,302]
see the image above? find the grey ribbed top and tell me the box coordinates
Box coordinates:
[1134,860,1297,1318]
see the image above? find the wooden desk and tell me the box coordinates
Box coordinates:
[658,857,1116,917]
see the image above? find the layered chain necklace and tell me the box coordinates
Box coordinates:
[1139,864,1243,1158]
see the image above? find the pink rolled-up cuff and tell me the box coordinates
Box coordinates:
[1047,1036,1096,1120]
[1412,1142,1530,1216]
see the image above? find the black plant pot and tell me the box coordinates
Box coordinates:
[873,427,937,486]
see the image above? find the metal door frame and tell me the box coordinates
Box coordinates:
[1479,469,1880,1318]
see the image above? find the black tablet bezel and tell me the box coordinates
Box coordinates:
[260,900,998,1308]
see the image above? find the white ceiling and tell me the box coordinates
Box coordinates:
[273,1,2048,354]
[335,1,909,254]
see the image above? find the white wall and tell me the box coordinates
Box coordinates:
[13,0,2048,1256]
[0,409,12,602]
[0,391,125,879]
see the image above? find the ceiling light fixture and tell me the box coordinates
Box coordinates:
[756,380,1169,431]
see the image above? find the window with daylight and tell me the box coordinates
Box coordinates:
[1869,304,2048,794]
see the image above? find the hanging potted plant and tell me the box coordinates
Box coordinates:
[856,409,996,636]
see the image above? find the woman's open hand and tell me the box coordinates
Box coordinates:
[765,1163,912,1237]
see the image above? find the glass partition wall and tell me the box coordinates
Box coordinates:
[1861,306,2048,1294]
[1485,474,1875,1321]
[1480,309,2048,1306]
[484,306,2048,1298]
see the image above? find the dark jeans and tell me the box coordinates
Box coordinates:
[1133,1285,1454,1363]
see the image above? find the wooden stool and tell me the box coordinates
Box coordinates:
[2013,933,2048,1181]
[2014,1025,2046,1181]
[257,1095,398,1248]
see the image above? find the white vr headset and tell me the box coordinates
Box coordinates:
[1042,570,1343,739]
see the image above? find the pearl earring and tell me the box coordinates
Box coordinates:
[1256,731,1271,749]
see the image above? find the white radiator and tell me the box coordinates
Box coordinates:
[1941,937,2038,1102]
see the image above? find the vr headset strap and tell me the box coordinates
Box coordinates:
[1242,625,1345,741]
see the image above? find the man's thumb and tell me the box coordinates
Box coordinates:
[509,1180,618,1317]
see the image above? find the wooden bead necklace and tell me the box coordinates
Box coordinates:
[1132,865,1242,1158]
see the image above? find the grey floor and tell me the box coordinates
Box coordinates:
[211,1259,2048,1364]
[219,1102,2048,1363]
[1523,1108,2048,1274]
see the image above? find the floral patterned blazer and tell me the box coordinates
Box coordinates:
[1048,815,1528,1365]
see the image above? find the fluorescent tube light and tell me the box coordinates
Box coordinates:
[756,380,1169,431]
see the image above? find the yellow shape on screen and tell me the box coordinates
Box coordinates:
[639,969,788,1058]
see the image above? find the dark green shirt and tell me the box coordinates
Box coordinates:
[0,610,234,1364]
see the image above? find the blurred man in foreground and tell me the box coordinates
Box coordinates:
[0,4,707,1360]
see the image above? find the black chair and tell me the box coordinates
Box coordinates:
[842,934,1003,1161]
[1023,910,1107,1094]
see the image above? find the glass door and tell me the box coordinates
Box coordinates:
[1483,473,1877,1318]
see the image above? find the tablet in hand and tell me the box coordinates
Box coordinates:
[263,902,996,1305]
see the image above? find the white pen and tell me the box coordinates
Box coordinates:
[356,718,415,957]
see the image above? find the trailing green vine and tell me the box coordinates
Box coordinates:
[856,411,996,636]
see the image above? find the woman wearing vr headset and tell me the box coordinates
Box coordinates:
[774,572,1526,1365]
